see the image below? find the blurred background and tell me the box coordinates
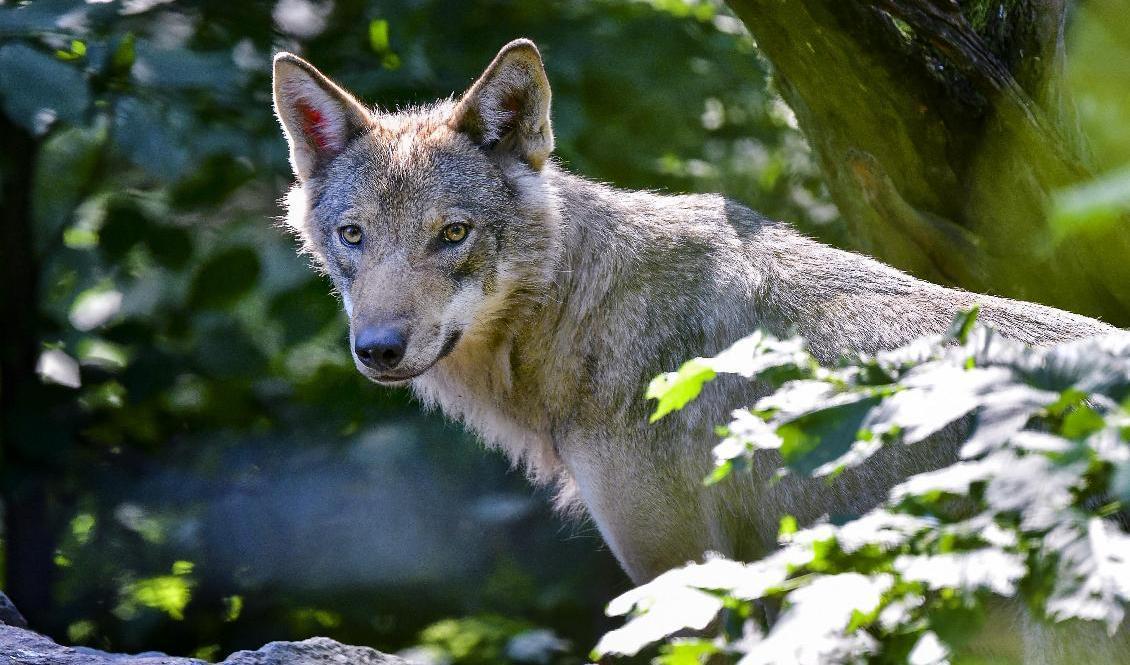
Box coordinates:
[0,0,836,661]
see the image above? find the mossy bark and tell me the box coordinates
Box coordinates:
[726,0,1130,325]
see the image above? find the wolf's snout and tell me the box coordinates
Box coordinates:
[354,324,408,371]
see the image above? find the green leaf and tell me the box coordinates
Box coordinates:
[268,278,340,345]
[778,515,798,540]
[111,32,136,74]
[194,321,267,378]
[777,395,881,476]
[647,359,717,422]
[704,460,733,486]
[369,19,390,53]
[98,197,150,261]
[130,44,241,92]
[127,573,192,621]
[0,1,90,33]
[32,122,106,253]
[946,305,981,344]
[112,96,190,180]
[1051,164,1130,239]
[146,224,193,270]
[55,39,86,61]
[188,246,261,310]
[0,43,91,134]
[169,154,256,210]
[1061,405,1106,439]
[655,638,719,665]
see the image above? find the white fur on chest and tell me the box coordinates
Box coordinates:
[411,345,562,486]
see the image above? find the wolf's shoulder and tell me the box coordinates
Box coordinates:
[547,167,781,241]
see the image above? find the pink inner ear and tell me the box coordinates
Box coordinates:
[493,91,521,138]
[297,100,331,151]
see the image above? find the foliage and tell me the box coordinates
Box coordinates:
[412,615,575,665]
[599,310,1130,662]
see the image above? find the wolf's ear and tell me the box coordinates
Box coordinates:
[273,53,370,181]
[451,39,553,170]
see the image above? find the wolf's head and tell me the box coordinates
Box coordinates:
[272,40,561,384]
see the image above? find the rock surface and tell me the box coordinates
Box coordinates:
[0,594,411,665]
[0,593,28,629]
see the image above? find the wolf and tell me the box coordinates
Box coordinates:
[272,39,1121,661]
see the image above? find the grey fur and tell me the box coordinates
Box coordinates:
[273,40,1122,662]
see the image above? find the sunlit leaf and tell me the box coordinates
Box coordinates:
[1045,518,1130,632]
[742,574,890,665]
[834,510,931,553]
[1051,164,1130,238]
[655,638,719,665]
[369,19,391,52]
[647,359,716,422]
[908,631,949,665]
[894,549,1026,596]
[597,564,729,657]
[69,287,122,331]
[126,574,192,621]
[37,348,81,388]
[701,330,812,380]
[224,595,244,622]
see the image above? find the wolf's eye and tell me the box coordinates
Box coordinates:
[441,222,470,244]
[339,225,363,246]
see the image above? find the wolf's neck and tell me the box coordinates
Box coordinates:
[540,166,651,321]
[532,165,774,389]
[541,164,771,331]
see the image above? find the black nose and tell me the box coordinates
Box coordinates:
[354,324,408,371]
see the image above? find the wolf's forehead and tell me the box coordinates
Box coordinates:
[317,142,437,208]
[322,123,499,218]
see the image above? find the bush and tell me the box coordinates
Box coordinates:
[595,308,1130,663]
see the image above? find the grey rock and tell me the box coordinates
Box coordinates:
[0,624,413,665]
[221,637,412,664]
[0,592,28,628]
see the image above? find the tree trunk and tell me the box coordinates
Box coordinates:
[725,0,1130,325]
[0,114,56,629]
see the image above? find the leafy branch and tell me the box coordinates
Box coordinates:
[598,309,1130,663]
